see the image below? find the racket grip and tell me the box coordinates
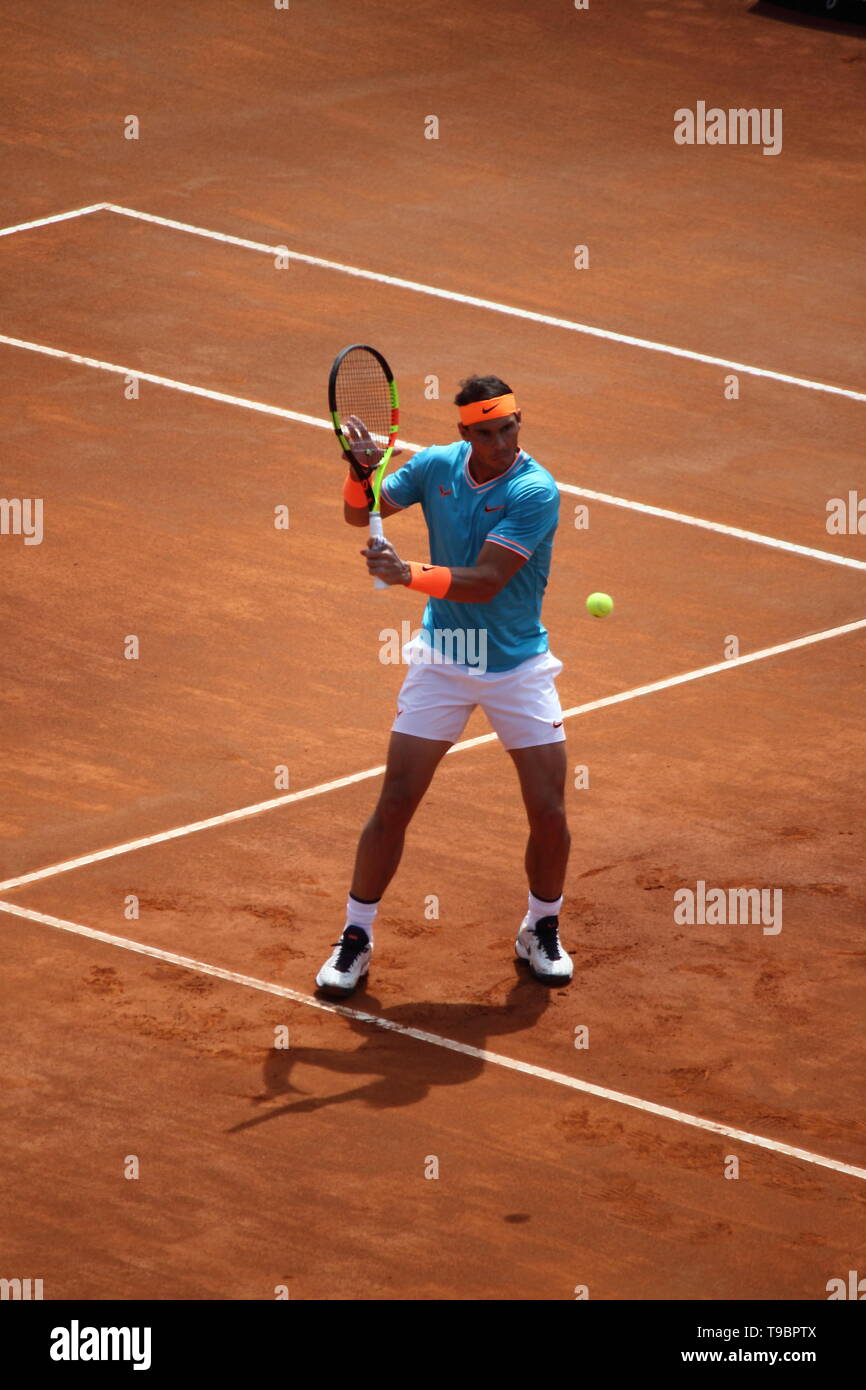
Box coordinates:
[369,511,388,591]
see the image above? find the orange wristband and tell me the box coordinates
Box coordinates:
[343,472,370,508]
[405,561,452,599]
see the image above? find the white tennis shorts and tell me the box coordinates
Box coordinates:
[392,635,566,750]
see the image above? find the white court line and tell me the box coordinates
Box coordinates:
[101,202,866,404]
[1,617,863,895]
[1,198,864,403]
[1,896,863,1183]
[0,332,336,429]
[556,482,866,573]
[1,330,864,573]
[0,762,388,894]
[0,202,107,238]
[451,616,866,751]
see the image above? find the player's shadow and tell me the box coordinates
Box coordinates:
[227,964,555,1133]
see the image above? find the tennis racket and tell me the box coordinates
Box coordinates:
[328,343,400,591]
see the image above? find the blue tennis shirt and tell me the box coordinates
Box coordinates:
[381,441,559,672]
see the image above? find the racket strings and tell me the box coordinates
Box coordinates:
[335,348,393,446]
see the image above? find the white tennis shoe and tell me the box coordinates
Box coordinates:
[515,914,573,984]
[316,925,372,997]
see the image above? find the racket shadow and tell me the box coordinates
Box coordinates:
[227,964,556,1134]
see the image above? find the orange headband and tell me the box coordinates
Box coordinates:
[458,393,517,426]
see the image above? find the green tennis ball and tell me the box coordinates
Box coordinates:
[586,592,613,618]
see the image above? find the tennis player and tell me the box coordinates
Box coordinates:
[317,376,572,995]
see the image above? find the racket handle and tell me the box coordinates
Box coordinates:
[369,511,388,591]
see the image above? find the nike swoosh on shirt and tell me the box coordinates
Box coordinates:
[439,486,452,496]
[484,504,505,512]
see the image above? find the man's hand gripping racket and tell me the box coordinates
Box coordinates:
[328,344,401,590]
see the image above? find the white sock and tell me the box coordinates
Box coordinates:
[527,891,563,928]
[345,894,379,946]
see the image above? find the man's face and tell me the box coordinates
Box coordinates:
[459,411,521,471]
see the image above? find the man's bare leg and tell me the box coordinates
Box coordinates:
[508,741,573,983]
[508,741,570,899]
[317,732,451,996]
[350,731,452,901]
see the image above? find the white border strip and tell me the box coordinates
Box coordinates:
[1,199,863,402]
[1,331,863,572]
[1,897,863,1182]
[1,617,863,895]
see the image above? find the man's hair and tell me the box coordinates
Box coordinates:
[454,374,512,407]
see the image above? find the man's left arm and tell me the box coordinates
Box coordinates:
[361,483,558,601]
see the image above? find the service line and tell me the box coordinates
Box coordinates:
[0,199,863,402]
[1,617,863,895]
[0,331,863,572]
[102,202,866,404]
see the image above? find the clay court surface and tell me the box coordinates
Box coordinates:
[1,0,864,1300]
